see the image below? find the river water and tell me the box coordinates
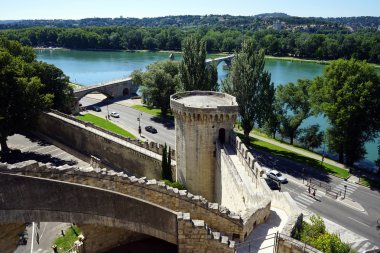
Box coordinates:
[36,49,378,165]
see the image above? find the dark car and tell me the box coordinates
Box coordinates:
[145,126,157,133]
[92,106,101,112]
[265,178,281,190]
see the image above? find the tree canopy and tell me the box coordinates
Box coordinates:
[277,79,311,145]
[179,35,218,91]
[0,37,73,153]
[132,60,180,117]
[222,38,274,142]
[310,58,380,166]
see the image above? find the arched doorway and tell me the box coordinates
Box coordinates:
[123,88,129,95]
[218,128,225,144]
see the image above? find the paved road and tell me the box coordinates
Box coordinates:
[14,222,70,253]
[80,97,175,148]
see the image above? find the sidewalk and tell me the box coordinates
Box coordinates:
[248,131,347,170]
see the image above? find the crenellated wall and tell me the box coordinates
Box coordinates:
[49,110,176,159]
[224,132,303,237]
[0,161,246,240]
[38,112,174,179]
[0,161,238,253]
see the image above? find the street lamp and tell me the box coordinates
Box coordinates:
[106,101,110,120]
[302,168,305,184]
[343,185,347,199]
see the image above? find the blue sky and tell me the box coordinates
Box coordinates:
[2,0,379,20]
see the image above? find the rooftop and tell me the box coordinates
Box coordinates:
[171,91,237,109]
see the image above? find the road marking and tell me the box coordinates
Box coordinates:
[31,222,35,253]
[39,222,47,241]
[347,217,370,227]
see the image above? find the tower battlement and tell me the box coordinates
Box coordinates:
[170,91,239,201]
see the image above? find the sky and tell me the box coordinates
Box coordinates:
[1,0,379,20]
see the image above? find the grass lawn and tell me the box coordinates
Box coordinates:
[131,105,174,120]
[53,225,81,253]
[237,133,350,179]
[250,128,328,158]
[359,177,380,189]
[76,113,136,139]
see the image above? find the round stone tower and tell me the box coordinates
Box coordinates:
[170,91,238,201]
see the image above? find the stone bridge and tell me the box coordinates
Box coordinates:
[0,160,254,253]
[205,54,235,67]
[74,77,139,101]
[73,55,235,105]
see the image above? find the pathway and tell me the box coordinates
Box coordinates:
[247,131,347,170]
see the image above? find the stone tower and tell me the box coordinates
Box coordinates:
[170,91,238,201]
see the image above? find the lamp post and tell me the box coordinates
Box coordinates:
[343,185,347,199]
[302,168,305,184]
[106,102,110,120]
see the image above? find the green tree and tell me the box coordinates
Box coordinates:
[277,79,311,145]
[310,59,380,166]
[167,146,173,181]
[222,39,274,142]
[0,37,73,153]
[298,215,354,253]
[0,51,45,152]
[30,61,74,113]
[298,124,324,150]
[179,35,218,91]
[263,100,282,139]
[132,60,179,117]
[161,143,172,181]
[161,144,167,179]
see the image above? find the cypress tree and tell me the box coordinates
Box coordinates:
[161,144,168,180]
[167,147,173,182]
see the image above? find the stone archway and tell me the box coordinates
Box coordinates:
[123,88,129,95]
[219,128,226,144]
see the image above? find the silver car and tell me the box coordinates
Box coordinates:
[110,112,120,118]
[266,169,287,183]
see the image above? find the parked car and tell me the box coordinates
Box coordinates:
[92,106,101,112]
[265,178,281,190]
[266,169,288,183]
[145,126,157,133]
[110,112,120,118]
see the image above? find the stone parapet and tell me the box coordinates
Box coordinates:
[170,91,238,124]
[177,212,235,253]
[277,234,323,253]
[0,160,245,240]
[48,110,176,159]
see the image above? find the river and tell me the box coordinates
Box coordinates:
[36,49,378,166]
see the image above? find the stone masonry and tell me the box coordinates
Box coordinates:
[170,91,239,202]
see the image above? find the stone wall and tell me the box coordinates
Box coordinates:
[277,234,323,253]
[48,110,176,159]
[177,213,235,253]
[0,161,245,240]
[0,161,239,253]
[0,165,179,245]
[215,142,272,241]
[78,224,148,253]
[38,112,172,179]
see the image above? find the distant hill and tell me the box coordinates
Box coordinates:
[254,12,291,18]
[0,14,378,31]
